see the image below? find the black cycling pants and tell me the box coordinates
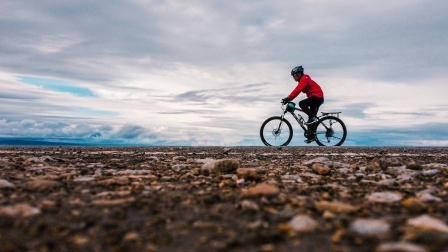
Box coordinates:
[299,97,324,118]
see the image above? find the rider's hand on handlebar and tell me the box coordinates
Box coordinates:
[281,97,291,104]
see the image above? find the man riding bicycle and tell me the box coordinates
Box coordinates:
[282,65,324,125]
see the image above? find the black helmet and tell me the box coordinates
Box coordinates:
[291,66,304,76]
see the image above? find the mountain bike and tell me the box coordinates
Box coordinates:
[260,102,347,146]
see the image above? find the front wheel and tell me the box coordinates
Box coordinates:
[260,116,293,146]
[313,116,347,146]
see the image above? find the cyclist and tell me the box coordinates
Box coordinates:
[282,65,324,125]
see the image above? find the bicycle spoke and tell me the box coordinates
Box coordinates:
[313,116,347,146]
[260,117,293,146]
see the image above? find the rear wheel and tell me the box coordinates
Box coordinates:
[260,116,293,146]
[313,116,347,146]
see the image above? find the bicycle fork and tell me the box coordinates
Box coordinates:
[275,111,288,134]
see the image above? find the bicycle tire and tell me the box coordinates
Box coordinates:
[260,116,293,146]
[313,116,347,146]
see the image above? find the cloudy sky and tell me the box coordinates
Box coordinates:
[1,0,447,146]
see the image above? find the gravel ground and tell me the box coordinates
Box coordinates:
[0,146,447,252]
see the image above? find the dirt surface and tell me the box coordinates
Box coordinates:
[0,146,447,252]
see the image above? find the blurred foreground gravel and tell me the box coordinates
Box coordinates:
[0,146,447,251]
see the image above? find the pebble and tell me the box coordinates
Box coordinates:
[99,177,130,186]
[314,200,358,214]
[73,177,96,182]
[416,188,442,202]
[406,162,423,170]
[171,164,187,172]
[422,169,440,176]
[402,197,427,213]
[378,157,402,170]
[406,214,448,234]
[280,175,302,183]
[173,156,187,161]
[367,191,402,203]
[350,218,390,238]
[23,179,61,192]
[201,159,240,175]
[0,203,41,217]
[237,168,259,180]
[377,179,397,187]
[214,159,240,174]
[288,215,319,232]
[0,179,15,188]
[245,183,279,197]
[376,241,428,252]
[237,200,260,212]
[312,163,331,175]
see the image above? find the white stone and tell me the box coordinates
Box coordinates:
[407,215,448,234]
[288,215,318,232]
[367,192,402,203]
[0,179,14,188]
[350,218,390,237]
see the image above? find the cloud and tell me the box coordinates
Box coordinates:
[113,124,147,139]
[0,1,447,146]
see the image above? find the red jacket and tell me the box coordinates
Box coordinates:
[288,74,324,100]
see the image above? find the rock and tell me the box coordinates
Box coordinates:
[337,167,351,174]
[378,157,402,170]
[402,198,428,213]
[171,164,187,172]
[367,192,402,203]
[288,215,318,232]
[214,159,239,174]
[0,179,15,189]
[304,157,332,167]
[28,156,54,163]
[281,175,303,183]
[416,188,442,202]
[0,203,41,217]
[23,179,61,192]
[384,166,419,177]
[92,197,136,206]
[223,148,232,154]
[236,200,260,212]
[123,232,140,242]
[421,169,440,176]
[350,218,390,238]
[245,183,279,197]
[237,168,258,180]
[377,179,397,187]
[201,159,239,175]
[94,168,103,176]
[73,177,95,182]
[314,200,358,214]
[423,163,446,170]
[173,156,187,161]
[312,163,331,175]
[407,215,448,233]
[201,160,216,175]
[147,156,159,162]
[406,162,423,170]
[418,193,442,202]
[376,241,428,252]
[99,177,130,186]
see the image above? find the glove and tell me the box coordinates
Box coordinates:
[281,97,291,104]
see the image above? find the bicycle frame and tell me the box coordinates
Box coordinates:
[280,103,342,135]
[280,104,308,132]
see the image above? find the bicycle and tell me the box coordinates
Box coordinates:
[260,101,347,146]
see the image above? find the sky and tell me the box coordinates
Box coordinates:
[1,0,448,146]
